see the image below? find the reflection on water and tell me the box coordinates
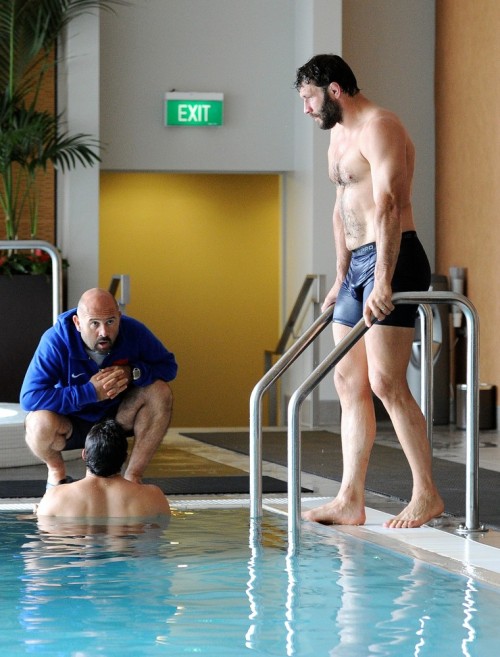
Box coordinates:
[0,510,498,656]
[246,520,499,657]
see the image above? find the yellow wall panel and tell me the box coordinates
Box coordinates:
[436,0,500,388]
[99,173,280,427]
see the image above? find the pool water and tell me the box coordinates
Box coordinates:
[1,507,499,656]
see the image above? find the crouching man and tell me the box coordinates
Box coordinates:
[21,288,177,487]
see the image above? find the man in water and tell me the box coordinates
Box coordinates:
[295,54,444,528]
[21,288,177,487]
[36,419,170,518]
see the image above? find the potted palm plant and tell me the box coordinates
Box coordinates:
[0,0,125,273]
[0,0,123,401]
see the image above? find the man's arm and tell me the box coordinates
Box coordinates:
[118,318,178,387]
[322,188,352,312]
[360,116,409,325]
[20,337,99,414]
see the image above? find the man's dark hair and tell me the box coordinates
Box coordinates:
[84,419,128,477]
[294,54,360,96]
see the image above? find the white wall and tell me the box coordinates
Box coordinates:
[99,0,295,172]
[282,0,343,422]
[57,12,101,307]
[343,0,436,268]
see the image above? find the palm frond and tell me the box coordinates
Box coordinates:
[0,0,127,97]
[0,0,124,246]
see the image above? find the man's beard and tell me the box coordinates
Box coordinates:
[318,92,343,130]
[93,338,113,353]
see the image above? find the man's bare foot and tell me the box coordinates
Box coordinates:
[302,498,366,526]
[383,492,445,529]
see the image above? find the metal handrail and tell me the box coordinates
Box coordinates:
[108,274,130,313]
[250,300,436,525]
[0,240,63,324]
[286,291,479,553]
[274,275,319,355]
[418,304,434,447]
[265,274,325,425]
[249,304,334,520]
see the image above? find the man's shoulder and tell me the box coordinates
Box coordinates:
[361,106,406,137]
[357,108,411,161]
[119,314,149,333]
[118,315,161,345]
[58,307,77,323]
[51,308,77,339]
[37,480,80,513]
[37,309,82,356]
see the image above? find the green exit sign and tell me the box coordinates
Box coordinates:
[164,92,224,127]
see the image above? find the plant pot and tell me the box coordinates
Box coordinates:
[0,275,52,403]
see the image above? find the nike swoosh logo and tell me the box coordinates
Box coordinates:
[71,373,86,379]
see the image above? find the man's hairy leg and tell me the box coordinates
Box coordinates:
[365,325,444,528]
[116,380,173,482]
[303,325,375,525]
[25,411,71,485]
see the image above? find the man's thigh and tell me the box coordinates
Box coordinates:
[332,322,370,385]
[115,381,172,432]
[364,324,415,381]
[114,386,147,432]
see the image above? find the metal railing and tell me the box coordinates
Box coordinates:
[0,243,131,324]
[108,274,130,313]
[417,304,434,448]
[264,275,325,425]
[249,291,481,554]
[0,240,63,324]
[250,304,334,520]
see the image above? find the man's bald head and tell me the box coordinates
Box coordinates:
[74,288,121,354]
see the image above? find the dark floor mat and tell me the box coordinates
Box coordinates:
[0,475,309,499]
[182,430,500,528]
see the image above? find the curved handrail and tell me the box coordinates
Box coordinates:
[249,304,334,520]
[286,291,480,553]
[418,304,434,448]
[0,240,63,324]
[265,274,325,426]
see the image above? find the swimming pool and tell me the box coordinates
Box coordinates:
[1,506,499,656]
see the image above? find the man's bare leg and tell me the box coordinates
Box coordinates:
[116,380,173,482]
[364,325,444,528]
[25,411,72,485]
[303,324,375,525]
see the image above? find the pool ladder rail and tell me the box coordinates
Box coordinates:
[249,291,482,554]
[0,240,63,323]
[0,240,130,317]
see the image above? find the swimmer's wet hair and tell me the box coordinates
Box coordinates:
[84,419,128,477]
[294,54,360,96]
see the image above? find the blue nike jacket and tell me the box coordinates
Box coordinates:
[20,308,178,422]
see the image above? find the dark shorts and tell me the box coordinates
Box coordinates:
[64,410,133,451]
[333,231,431,328]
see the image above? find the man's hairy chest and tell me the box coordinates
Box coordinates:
[328,137,369,188]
